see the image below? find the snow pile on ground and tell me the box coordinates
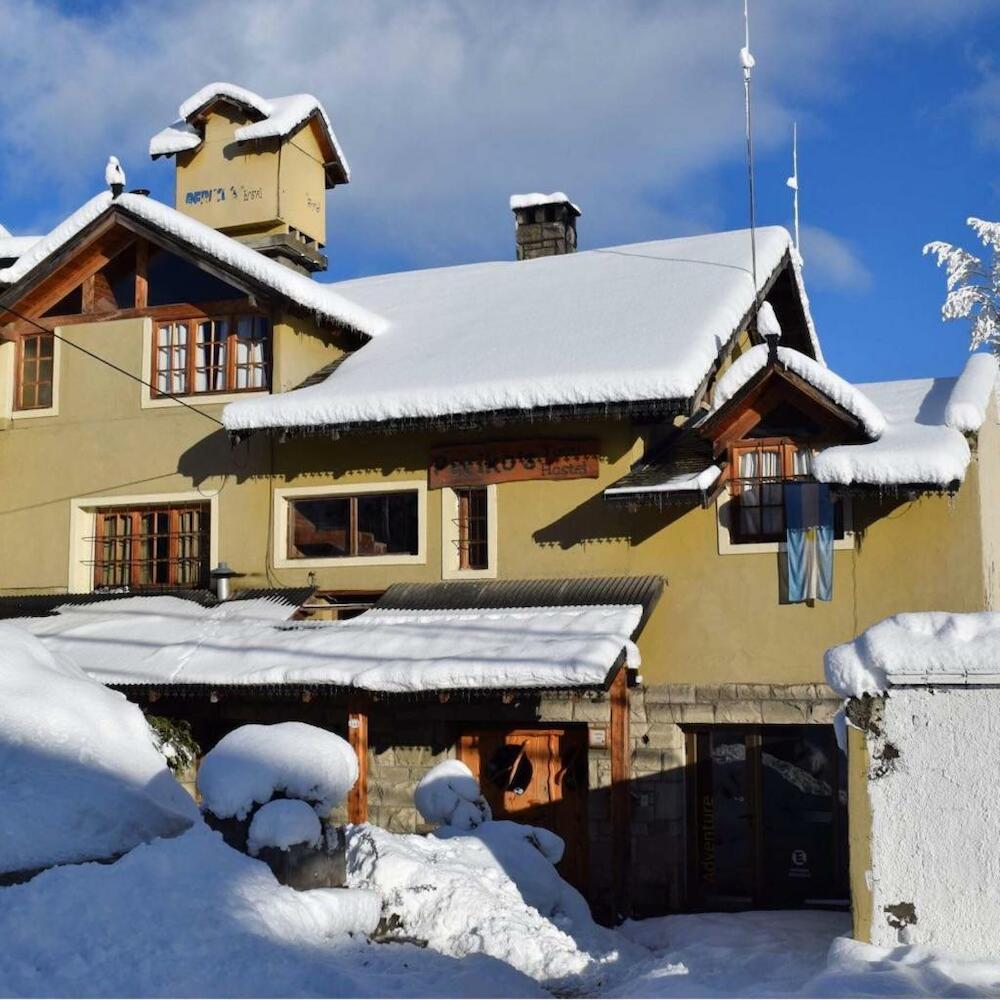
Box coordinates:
[605,909,1000,998]
[415,760,492,830]
[710,344,886,439]
[0,824,539,999]
[814,372,972,488]
[346,823,633,992]
[825,611,1000,697]
[0,624,196,876]
[945,352,998,432]
[198,722,358,820]
[223,227,816,432]
[0,191,381,336]
[247,799,323,856]
[21,596,642,691]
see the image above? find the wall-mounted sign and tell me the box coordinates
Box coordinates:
[429,439,600,489]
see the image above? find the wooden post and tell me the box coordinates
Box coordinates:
[347,697,369,824]
[609,664,631,920]
[134,241,148,310]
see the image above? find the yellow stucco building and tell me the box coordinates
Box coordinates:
[2,83,997,921]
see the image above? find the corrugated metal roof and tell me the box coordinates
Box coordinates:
[0,586,315,620]
[375,575,664,637]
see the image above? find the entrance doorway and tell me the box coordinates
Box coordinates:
[458,726,589,891]
[685,724,848,909]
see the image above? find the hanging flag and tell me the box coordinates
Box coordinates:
[785,483,833,602]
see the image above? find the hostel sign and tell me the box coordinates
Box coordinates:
[429,439,600,489]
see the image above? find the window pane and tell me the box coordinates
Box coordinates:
[357,493,419,555]
[290,498,351,558]
[739,506,761,537]
[762,507,784,536]
[23,337,38,360]
[457,487,489,570]
[36,382,52,408]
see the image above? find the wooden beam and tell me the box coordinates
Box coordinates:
[347,696,369,824]
[135,240,148,310]
[609,665,630,919]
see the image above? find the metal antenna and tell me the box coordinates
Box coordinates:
[741,0,759,313]
[787,122,801,262]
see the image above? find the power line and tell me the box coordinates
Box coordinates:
[0,301,225,427]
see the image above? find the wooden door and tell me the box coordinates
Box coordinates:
[459,726,589,891]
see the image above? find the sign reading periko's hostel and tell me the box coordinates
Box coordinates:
[429,440,600,488]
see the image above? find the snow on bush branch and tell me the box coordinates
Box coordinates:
[924,218,1000,351]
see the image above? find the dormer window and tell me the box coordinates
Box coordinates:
[152,313,269,397]
[731,440,812,544]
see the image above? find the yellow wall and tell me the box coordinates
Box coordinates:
[174,107,327,245]
[0,311,992,691]
[848,723,873,941]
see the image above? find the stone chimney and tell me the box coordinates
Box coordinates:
[510,193,581,260]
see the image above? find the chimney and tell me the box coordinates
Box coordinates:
[510,193,581,260]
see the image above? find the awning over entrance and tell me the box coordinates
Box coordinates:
[15,594,643,693]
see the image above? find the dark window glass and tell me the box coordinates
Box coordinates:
[146,249,245,306]
[288,492,419,559]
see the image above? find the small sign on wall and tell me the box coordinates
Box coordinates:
[589,726,608,748]
[429,439,600,489]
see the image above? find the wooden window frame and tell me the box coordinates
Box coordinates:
[92,501,210,590]
[455,486,490,571]
[729,438,805,545]
[286,490,421,561]
[15,331,56,411]
[150,312,271,398]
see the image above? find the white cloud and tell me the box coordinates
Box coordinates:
[798,225,872,293]
[0,0,993,270]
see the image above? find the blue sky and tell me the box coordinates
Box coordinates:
[0,0,998,384]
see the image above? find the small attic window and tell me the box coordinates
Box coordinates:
[146,249,245,307]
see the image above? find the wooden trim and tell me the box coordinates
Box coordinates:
[609,665,630,919]
[347,697,369,823]
[135,240,148,310]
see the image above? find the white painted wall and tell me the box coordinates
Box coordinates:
[867,686,1000,957]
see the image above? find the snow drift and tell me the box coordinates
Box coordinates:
[0,624,196,876]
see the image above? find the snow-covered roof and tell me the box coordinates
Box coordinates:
[811,355,997,488]
[709,344,887,439]
[0,235,40,261]
[150,82,350,182]
[224,226,813,433]
[826,611,1000,697]
[17,597,642,691]
[0,192,384,337]
[605,465,720,498]
[510,192,581,215]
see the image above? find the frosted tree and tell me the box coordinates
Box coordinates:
[924,218,1000,351]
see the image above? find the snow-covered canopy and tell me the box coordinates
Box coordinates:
[510,192,581,215]
[224,227,815,432]
[0,191,384,337]
[17,596,642,692]
[709,344,887,439]
[198,721,357,820]
[0,624,196,875]
[812,355,996,488]
[605,465,721,498]
[150,82,350,183]
[826,611,1000,698]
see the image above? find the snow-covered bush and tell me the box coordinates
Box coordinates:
[0,624,197,876]
[414,759,491,830]
[197,721,358,820]
[925,218,1000,350]
[248,799,322,857]
[345,824,631,990]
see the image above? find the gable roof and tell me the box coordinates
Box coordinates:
[605,353,998,504]
[149,82,350,186]
[0,192,384,338]
[223,226,820,435]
